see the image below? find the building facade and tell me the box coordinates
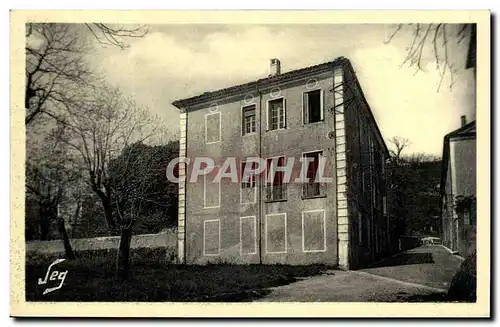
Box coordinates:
[172,57,390,269]
[440,117,476,257]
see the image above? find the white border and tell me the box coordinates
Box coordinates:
[302,209,327,253]
[240,161,257,205]
[266,96,286,131]
[239,216,257,255]
[203,219,220,257]
[265,212,287,254]
[241,104,257,136]
[301,88,324,125]
[203,173,221,209]
[205,111,221,144]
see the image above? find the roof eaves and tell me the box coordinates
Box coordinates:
[172,57,347,109]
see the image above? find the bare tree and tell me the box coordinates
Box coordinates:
[26,125,80,258]
[84,24,149,49]
[388,136,411,164]
[59,85,161,233]
[25,23,93,125]
[108,143,163,279]
[25,23,149,125]
[385,23,476,91]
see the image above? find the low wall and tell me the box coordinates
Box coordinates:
[26,229,177,254]
[398,236,422,251]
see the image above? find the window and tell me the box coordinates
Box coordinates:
[267,98,286,131]
[242,105,256,135]
[265,156,287,201]
[205,112,221,144]
[241,161,256,188]
[203,174,220,208]
[240,216,257,255]
[303,89,323,124]
[302,151,322,198]
[265,213,287,254]
[302,210,326,252]
[203,219,220,256]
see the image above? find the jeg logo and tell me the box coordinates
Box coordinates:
[38,258,68,295]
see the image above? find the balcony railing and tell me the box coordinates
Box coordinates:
[302,182,322,198]
[265,184,287,202]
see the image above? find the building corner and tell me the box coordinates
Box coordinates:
[334,65,350,269]
[177,108,187,264]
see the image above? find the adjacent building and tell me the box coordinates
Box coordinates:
[440,116,476,257]
[172,57,390,269]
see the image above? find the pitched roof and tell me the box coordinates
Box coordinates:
[172,57,348,108]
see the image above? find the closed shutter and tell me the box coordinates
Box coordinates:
[303,92,309,124]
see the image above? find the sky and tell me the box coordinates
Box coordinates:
[89,24,476,156]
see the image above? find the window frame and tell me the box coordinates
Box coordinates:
[203,219,220,256]
[302,88,324,125]
[240,216,257,255]
[264,155,287,202]
[301,150,325,199]
[265,213,288,254]
[266,97,286,131]
[241,104,257,136]
[240,161,257,205]
[203,173,221,209]
[205,111,221,144]
[301,209,327,253]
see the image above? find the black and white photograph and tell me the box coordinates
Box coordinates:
[10,10,490,318]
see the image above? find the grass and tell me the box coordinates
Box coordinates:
[26,248,331,302]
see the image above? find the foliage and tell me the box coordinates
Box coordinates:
[107,140,179,231]
[454,195,476,226]
[57,85,165,233]
[387,137,442,237]
[109,142,179,232]
[25,125,84,240]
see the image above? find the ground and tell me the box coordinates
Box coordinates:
[258,245,465,302]
[26,245,465,302]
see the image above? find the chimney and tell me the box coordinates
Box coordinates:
[269,58,281,76]
[461,115,467,127]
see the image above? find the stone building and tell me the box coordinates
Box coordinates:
[440,117,476,257]
[172,57,390,269]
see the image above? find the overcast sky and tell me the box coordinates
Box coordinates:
[89,24,475,156]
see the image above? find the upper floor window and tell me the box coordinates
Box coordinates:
[242,105,256,135]
[265,156,287,201]
[205,112,221,144]
[303,89,324,124]
[267,98,286,131]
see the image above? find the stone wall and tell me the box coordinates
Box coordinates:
[26,229,177,254]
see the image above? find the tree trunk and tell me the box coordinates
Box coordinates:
[71,202,81,239]
[92,186,116,233]
[57,217,75,260]
[116,224,133,280]
[39,205,55,240]
[103,201,116,232]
